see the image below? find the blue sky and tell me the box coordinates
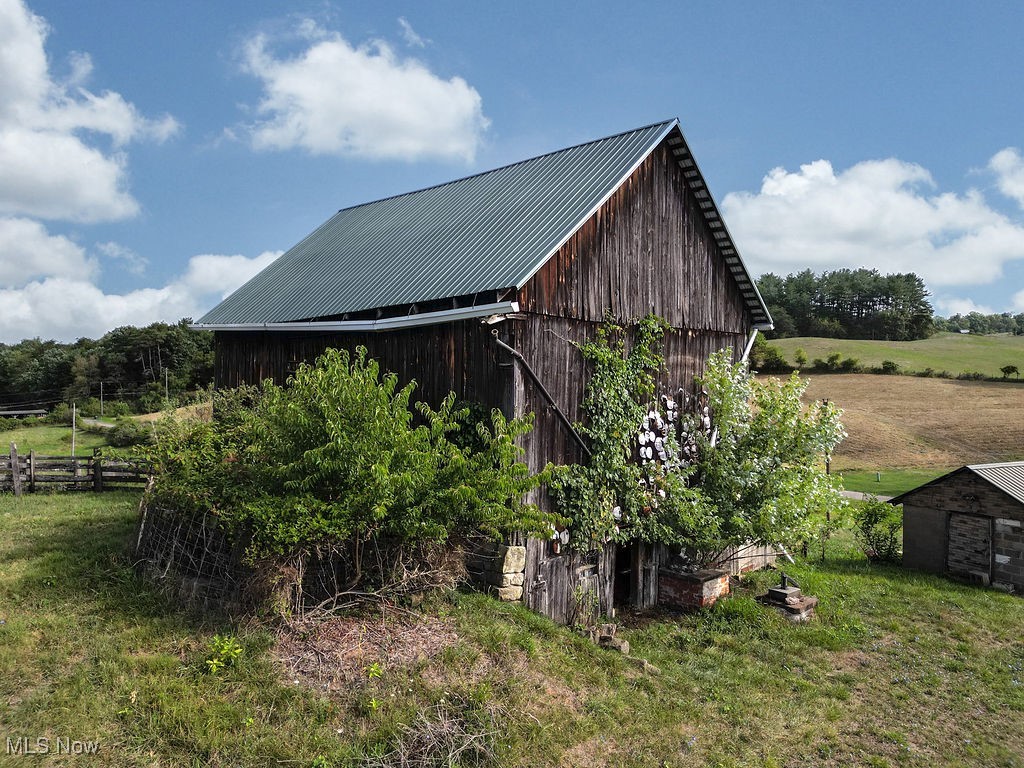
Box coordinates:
[2,0,1024,342]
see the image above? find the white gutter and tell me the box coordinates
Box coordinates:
[191,301,519,333]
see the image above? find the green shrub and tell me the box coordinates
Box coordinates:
[102,400,133,418]
[107,418,152,447]
[839,356,860,372]
[853,496,902,563]
[146,348,553,597]
[750,335,792,374]
[76,397,102,418]
[879,360,901,375]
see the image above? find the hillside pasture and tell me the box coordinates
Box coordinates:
[771,332,1024,379]
[796,374,1024,471]
[0,423,109,455]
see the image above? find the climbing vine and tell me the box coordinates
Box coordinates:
[548,314,679,549]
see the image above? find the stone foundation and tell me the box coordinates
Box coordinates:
[464,539,527,602]
[658,567,730,609]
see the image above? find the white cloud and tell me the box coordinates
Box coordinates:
[398,17,428,48]
[0,0,179,223]
[723,154,1024,288]
[241,21,487,161]
[0,250,281,343]
[934,296,994,316]
[96,240,147,275]
[990,148,1024,210]
[0,216,96,286]
[1013,289,1024,312]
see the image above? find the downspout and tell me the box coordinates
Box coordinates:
[740,328,759,362]
[490,329,592,459]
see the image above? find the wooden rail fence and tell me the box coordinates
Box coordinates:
[2,443,151,495]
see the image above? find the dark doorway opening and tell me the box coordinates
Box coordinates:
[613,543,633,606]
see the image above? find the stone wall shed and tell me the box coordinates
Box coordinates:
[890,462,1024,591]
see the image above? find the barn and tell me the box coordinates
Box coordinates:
[891,462,1024,592]
[194,118,774,623]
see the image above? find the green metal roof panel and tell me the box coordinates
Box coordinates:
[200,121,675,324]
[198,119,772,328]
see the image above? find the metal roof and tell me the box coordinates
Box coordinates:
[197,119,772,328]
[968,462,1024,505]
[888,461,1024,506]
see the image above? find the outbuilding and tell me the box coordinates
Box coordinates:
[890,462,1024,591]
[195,118,773,622]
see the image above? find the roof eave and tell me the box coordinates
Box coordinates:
[191,301,520,333]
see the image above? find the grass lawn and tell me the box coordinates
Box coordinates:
[3,492,1024,767]
[837,468,950,497]
[0,423,109,455]
[771,332,1024,379]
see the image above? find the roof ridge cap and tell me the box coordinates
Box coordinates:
[334,119,679,214]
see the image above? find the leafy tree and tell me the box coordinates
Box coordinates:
[1001,364,1020,379]
[757,269,934,341]
[675,352,846,565]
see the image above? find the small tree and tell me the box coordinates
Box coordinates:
[854,496,902,562]
[1001,364,1020,379]
[675,351,846,564]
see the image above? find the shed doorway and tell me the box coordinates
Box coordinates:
[947,513,992,582]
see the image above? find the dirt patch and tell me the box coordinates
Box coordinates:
[798,374,1024,468]
[274,612,458,692]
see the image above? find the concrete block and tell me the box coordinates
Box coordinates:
[995,554,1012,565]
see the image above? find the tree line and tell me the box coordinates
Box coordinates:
[756,269,935,340]
[0,320,213,414]
[757,268,1024,340]
[933,312,1024,336]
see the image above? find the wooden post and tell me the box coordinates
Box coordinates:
[10,442,21,497]
[93,450,103,493]
[29,450,35,493]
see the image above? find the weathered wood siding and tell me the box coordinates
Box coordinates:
[518,141,751,333]
[512,315,748,479]
[214,320,513,415]
[512,137,758,618]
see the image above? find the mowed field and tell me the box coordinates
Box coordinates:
[797,373,1024,471]
[772,332,1024,378]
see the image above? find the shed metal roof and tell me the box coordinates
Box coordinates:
[888,461,1024,506]
[197,119,771,329]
